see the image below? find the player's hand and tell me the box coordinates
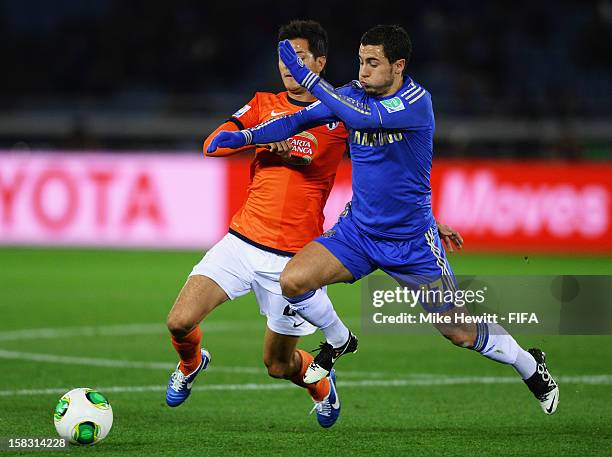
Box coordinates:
[258,140,292,159]
[278,40,320,90]
[437,222,463,252]
[207,130,248,153]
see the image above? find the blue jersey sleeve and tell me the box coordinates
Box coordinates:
[244,100,338,144]
[311,79,432,130]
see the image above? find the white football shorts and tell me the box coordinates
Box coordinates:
[190,233,319,336]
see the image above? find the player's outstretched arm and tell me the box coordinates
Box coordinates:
[203,121,256,157]
[207,101,335,153]
[278,40,431,131]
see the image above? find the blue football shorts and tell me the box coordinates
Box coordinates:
[315,203,457,312]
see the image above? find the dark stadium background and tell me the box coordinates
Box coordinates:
[1,0,611,157]
[0,1,610,456]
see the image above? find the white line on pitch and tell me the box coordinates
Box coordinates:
[1,374,611,397]
[0,322,251,342]
[0,349,422,379]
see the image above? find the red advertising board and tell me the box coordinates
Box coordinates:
[0,152,226,249]
[431,160,611,254]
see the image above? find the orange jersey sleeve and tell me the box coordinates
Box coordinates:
[228,93,261,129]
[229,92,348,254]
[202,94,262,157]
[203,121,252,157]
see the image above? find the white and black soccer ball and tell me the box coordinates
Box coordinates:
[53,388,113,445]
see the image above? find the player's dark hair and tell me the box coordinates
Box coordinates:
[278,20,328,58]
[361,25,412,71]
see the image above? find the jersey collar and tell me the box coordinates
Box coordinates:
[285,93,316,107]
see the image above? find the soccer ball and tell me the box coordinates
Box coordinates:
[53,388,113,445]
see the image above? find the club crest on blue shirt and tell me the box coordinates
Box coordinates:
[380,97,405,113]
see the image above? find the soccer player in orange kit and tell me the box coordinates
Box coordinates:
[165,20,352,428]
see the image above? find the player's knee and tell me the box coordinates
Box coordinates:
[279,270,310,298]
[166,312,196,337]
[263,359,291,379]
[443,329,475,348]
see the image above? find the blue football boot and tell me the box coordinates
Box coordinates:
[310,369,340,428]
[166,348,211,407]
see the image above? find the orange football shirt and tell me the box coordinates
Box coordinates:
[204,91,348,254]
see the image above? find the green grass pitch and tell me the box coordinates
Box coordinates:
[0,248,611,456]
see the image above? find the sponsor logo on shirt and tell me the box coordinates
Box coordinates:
[350,130,404,146]
[283,131,318,166]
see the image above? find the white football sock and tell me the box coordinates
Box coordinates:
[473,322,537,379]
[285,288,350,347]
[513,348,538,379]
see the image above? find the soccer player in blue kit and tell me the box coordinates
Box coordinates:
[209,25,559,415]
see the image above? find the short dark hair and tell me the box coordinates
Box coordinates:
[278,20,328,58]
[360,25,412,68]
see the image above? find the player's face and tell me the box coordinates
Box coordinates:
[358,44,404,96]
[279,38,326,94]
